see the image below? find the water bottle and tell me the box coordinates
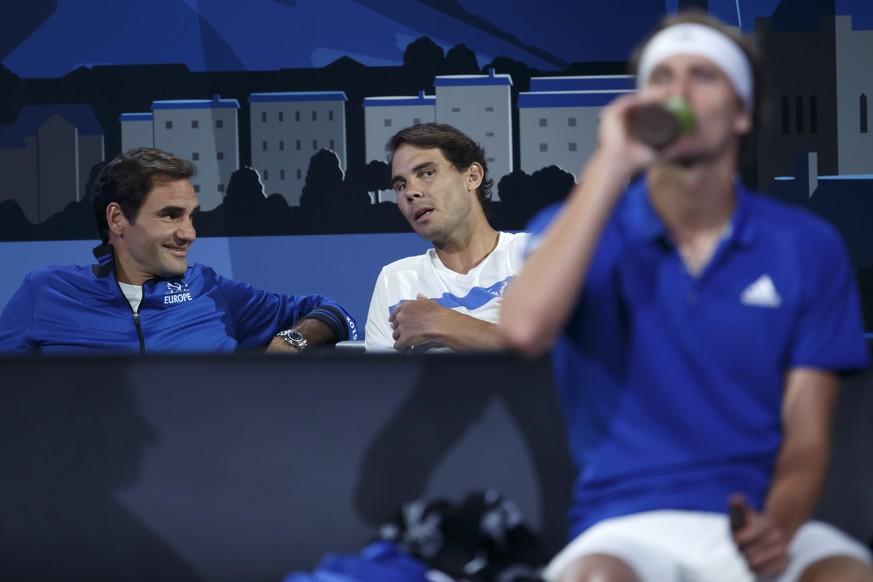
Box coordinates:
[629,97,696,149]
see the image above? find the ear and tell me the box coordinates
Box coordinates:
[467,162,484,192]
[734,109,753,136]
[106,202,127,237]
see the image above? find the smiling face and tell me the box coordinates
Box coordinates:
[641,53,752,166]
[108,178,199,285]
[391,144,483,245]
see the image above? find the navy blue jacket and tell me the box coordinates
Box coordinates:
[0,245,358,354]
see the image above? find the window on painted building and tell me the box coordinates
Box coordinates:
[218,184,225,193]
[329,111,334,121]
[297,169,302,179]
[296,140,301,150]
[217,152,224,160]
[485,107,494,112]
[279,140,285,151]
[279,111,284,122]
[192,152,200,161]
[795,96,804,134]
[264,169,269,180]
[486,157,495,163]
[216,119,224,129]
[413,118,421,125]
[295,111,301,122]
[486,132,494,137]
[329,139,335,149]
[384,119,392,127]
[193,184,200,192]
[569,118,577,127]
[781,96,790,134]
[861,94,869,133]
[452,107,461,112]
[280,169,286,180]
[539,143,548,152]
[569,143,577,151]
[191,120,199,129]
[312,111,317,121]
[313,139,318,150]
[810,96,818,134]
[262,112,267,123]
[539,118,547,127]
[263,140,268,151]
[166,121,173,129]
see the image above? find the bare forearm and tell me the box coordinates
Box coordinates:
[764,443,829,539]
[501,150,631,356]
[267,317,338,353]
[765,368,838,537]
[431,311,506,351]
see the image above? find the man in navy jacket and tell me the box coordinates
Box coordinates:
[0,147,357,354]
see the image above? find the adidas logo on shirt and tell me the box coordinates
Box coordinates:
[740,275,781,308]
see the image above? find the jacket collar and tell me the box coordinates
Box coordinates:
[621,175,758,250]
[91,244,116,278]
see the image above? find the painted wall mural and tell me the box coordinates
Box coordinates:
[2,0,873,326]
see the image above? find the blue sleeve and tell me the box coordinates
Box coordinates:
[0,274,37,354]
[522,202,564,257]
[211,271,359,349]
[792,224,870,372]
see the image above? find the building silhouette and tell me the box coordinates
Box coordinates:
[0,105,103,223]
[362,91,436,203]
[120,96,241,211]
[434,71,514,199]
[519,75,633,180]
[249,91,348,206]
[757,13,873,189]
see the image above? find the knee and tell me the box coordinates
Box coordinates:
[799,556,873,582]
[554,552,639,582]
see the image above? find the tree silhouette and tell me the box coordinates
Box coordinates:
[299,149,345,212]
[495,166,575,229]
[445,44,479,75]
[402,37,445,91]
[363,160,391,204]
[530,165,575,209]
[486,56,532,92]
[221,167,269,234]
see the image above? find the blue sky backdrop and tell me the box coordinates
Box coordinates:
[4,0,872,78]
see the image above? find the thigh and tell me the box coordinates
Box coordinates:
[773,521,873,582]
[543,511,749,582]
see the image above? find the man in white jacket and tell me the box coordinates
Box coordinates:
[364,123,527,352]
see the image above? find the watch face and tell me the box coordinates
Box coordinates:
[280,330,307,349]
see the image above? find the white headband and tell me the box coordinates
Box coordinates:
[637,22,754,113]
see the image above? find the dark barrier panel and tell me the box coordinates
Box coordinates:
[0,352,870,581]
[0,352,574,582]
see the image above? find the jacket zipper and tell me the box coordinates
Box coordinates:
[115,276,146,354]
[132,310,145,354]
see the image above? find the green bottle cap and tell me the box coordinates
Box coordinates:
[665,97,696,135]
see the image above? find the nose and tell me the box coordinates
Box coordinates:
[176,218,196,243]
[669,73,692,101]
[404,184,423,203]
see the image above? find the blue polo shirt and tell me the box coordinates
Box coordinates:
[528,177,870,537]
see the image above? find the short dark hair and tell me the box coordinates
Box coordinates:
[92,147,196,244]
[389,123,493,212]
[630,10,765,164]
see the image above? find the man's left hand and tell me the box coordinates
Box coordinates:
[389,294,445,351]
[729,493,791,576]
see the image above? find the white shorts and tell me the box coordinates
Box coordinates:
[543,510,872,582]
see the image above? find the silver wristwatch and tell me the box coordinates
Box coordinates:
[275,329,308,351]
